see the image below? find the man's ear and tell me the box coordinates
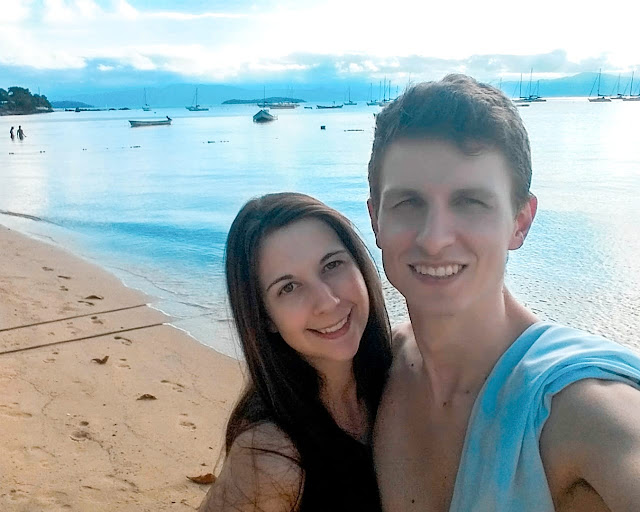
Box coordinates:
[509,194,538,250]
[367,198,381,248]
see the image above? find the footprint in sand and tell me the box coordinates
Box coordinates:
[116,362,131,369]
[44,357,56,363]
[57,275,71,280]
[7,488,29,502]
[114,335,132,346]
[180,420,197,430]
[42,266,54,272]
[70,430,92,442]
[0,403,33,418]
[161,379,185,392]
[59,285,68,291]
[91,316,104,325]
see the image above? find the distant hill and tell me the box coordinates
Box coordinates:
[47,73,638,108]
[51,100,95,109]
[223,97,306,104]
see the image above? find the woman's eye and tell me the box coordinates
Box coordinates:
[279,282,296,295]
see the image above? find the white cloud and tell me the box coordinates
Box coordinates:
[98,64,114,71]
[0,0,33,24]
[2,0,639,82]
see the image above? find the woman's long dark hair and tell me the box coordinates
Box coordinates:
[223,192,392,490]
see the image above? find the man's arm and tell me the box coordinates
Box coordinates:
[541,379,640,511]
[199,423,303,512]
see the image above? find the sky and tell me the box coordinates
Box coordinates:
[1,0,638,93]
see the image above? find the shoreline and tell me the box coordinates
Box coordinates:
[0,224,244,511]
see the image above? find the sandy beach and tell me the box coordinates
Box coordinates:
[0,224,244,511]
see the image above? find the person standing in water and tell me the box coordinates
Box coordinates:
[16,126,25,140]
[10,126,14,140]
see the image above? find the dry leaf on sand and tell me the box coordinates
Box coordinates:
[187,473,216,484]
[137,394,157,400]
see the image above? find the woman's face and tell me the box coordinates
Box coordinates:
[258,218,370,371]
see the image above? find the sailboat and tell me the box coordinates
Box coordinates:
[622,72,640,102]
[378,78,391,106]
[253,87,277,122]
[344,87,357,106]
[611,74,625,100]
[527,79,546,102]
[186,88,209,111]
[513,73,528,104]
[588,70,611,102]
[142,88,151,111]
[366,83,378,106]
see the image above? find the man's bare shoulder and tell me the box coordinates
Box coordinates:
[199,422,303,512]
[541,379,640,510]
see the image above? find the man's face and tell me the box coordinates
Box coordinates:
[369,138,535,317]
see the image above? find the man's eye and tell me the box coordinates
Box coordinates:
[324,260,343,271]
[458,197,486,207]
[393,198,417,208]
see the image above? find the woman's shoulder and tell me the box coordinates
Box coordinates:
[391,321,414,354]
[199,422,303,512]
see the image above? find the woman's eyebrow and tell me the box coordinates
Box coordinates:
[320,249,347,264]
[266,274,294,293]
[265,250,348,292]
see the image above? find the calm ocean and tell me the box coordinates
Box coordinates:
[2,100,639,356]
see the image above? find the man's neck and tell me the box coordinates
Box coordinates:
[407,288,538,405]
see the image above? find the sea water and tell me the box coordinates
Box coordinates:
[1,100,639,357]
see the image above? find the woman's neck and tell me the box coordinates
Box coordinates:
[319,362,369,442]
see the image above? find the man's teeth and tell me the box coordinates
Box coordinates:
[317,315,348,334]
[413,264,462,277]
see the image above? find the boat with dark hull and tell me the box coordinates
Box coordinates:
[253,109,277,122]
[129,116,172,127]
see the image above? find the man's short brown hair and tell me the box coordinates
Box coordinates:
[368,74,532,213]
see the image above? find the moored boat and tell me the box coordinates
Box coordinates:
[316,103,343,109]
[186,88,209,111]
[129,116,172,127]
[588,69,611,102]
[253,109,277,122]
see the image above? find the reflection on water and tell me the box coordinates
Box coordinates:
[1,100,639,355]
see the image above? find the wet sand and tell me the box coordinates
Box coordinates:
[0,225,244,511]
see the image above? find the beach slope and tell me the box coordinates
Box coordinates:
[0,225,243,511]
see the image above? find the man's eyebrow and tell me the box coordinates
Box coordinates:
[381,188,420,200]
[265,250,348,293]
[454,187,497,199]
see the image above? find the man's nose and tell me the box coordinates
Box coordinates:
[415,207,456,256]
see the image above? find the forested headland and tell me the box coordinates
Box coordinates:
[0,87,52,116]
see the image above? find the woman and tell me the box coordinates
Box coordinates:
[199,192,392,511]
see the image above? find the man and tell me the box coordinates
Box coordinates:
[367,75,640,511]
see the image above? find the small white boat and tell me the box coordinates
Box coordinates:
[129,116,172,127]
[253,109,277,123]
[269,102,298,109]
[186,88,208,111]
[142,88,151,111]
[622,72,640,101]
[588,70,611,102]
